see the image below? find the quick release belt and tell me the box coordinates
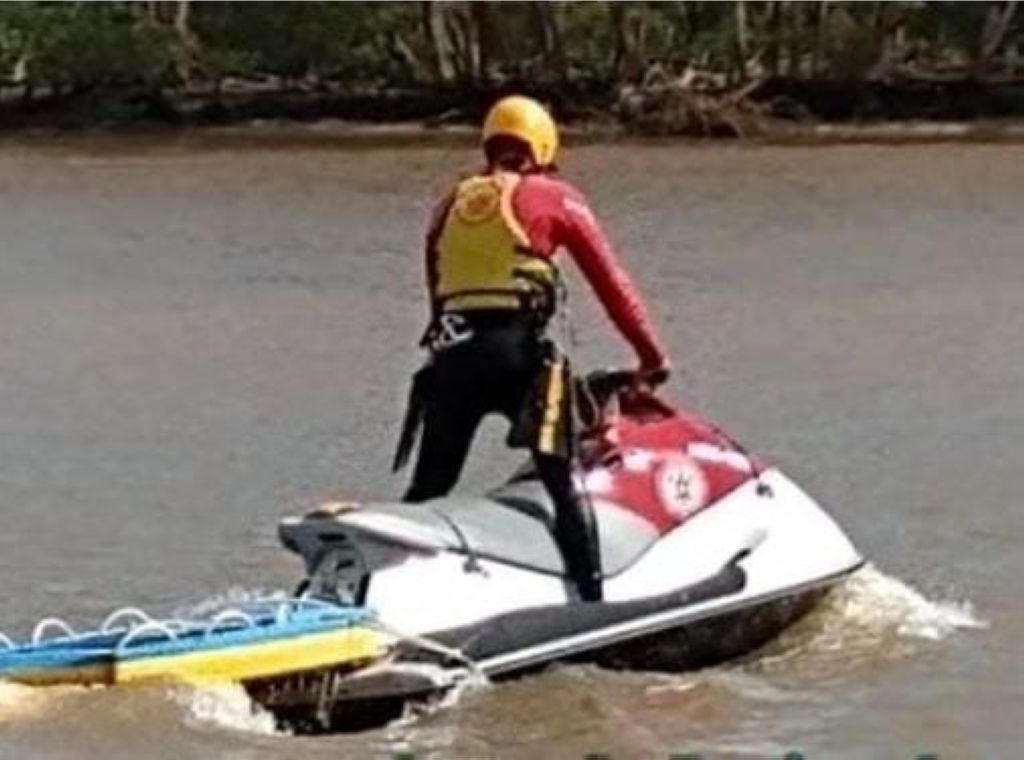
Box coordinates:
[438,292,525,312]
[437,276,557,314]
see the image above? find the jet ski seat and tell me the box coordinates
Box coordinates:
[345,478,658,578]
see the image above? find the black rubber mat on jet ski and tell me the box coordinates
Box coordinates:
[416,562,747,668]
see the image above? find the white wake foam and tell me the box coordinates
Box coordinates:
[173,586,288,620]
[0,682,83,724]
[389,667,492,733]
[176,684,283,736]
[826,564,985,640]
[751,564,985,674]
[0,681,39,722]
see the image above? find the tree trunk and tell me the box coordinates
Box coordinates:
[547,9,567,82]
[615,7,648,83]
[872,1,903,77]
[469,2,491,84]
[787,1,803,77]
[609,3,647,81]
[422,1,456,83]
[810,1,828,77]
[976,0,1019,79]
[392,32,432,83]
[766,1,782,77]
[869,0,885,70]
[1009,42,1022,77]
[174,0,192,84]
[734,0,749,82]
[445,5,478,83]
[173,1,190,37]
[609,2,629,79]
[531,2,567,82]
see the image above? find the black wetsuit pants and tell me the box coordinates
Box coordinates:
[403,313,603,602]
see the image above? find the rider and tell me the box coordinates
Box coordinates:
[395,95,670,602]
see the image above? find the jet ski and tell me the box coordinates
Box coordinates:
[267,369,864,730]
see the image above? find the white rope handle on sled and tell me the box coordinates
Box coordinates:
[32,617,77,645]
[0,632,14,650]
[101,607,154,633]
[204,609,255,637]
[116,620,179,652]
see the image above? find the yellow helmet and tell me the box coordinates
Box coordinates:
[482,95,559,168]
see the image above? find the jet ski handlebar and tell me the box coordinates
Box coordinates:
[580,368,637,397]
[577,368,675,428]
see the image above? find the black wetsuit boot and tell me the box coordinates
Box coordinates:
[535,452,604,602]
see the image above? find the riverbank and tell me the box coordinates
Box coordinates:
[3,115,1024,151]
[3,77,1024,144]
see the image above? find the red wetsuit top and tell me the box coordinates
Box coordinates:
[425,171,669,370]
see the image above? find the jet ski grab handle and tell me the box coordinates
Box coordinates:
[577,368,675,429]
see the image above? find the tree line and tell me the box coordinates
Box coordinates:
[1,2,1021,116]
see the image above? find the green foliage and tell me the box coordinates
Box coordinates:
[191,2,419,85]
[6,3,180,91]
[824,7,888,80]
[561,3,617,75]
[2,1,1021,98]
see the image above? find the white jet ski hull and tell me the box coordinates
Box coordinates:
[268,374,864,731]
[268,468,861,729]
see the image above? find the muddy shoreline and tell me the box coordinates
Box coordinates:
[3,77,1024,144]
[3,117,1024,150]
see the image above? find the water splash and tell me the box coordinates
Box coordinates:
[1,567,984,739]
[749,564,985,674]
[172,586,288,620]
[0,682,81,725]
[389,667,492,733]
[830,564,985,640]
[175,683,283,736]
[0,682,39,723]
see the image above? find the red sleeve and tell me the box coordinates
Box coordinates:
[555,184,668,369]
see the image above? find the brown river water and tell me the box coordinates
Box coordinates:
[0,135,1020,759]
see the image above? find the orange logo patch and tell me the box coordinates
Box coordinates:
[454,180,501,224]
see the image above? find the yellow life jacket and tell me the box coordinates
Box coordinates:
[434,172,556,312]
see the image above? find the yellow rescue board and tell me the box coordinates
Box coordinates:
[12,626,386,688]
